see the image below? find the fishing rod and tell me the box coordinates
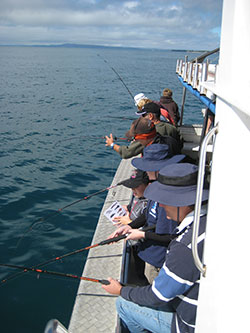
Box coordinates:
[6,225,157,285]
[0,263,111,285]
[97,54,134,101]
[16,182,123,246]
[2,234,127,285]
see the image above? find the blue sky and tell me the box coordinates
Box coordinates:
[0,0,223,50]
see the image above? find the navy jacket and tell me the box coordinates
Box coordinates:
[137,200,177,268]
[121,210,207,333]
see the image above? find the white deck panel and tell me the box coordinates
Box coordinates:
[68,158,135,333]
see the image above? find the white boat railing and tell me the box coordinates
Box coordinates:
[176,58,217,100]
[177,48,219,125]
[191,123,219,277]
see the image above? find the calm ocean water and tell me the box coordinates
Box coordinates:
[0,46,203,332]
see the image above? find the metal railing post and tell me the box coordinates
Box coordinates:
[191,123,219,277]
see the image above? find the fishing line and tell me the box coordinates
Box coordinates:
[97,54,134,101]
[1,234,127,285]
[0,263,110,285]
[54,135,130,148]
[54,57,137,148]
[16,183,123,247]
[107,116,136,121]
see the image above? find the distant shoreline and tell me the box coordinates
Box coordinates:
[0,43,206,53]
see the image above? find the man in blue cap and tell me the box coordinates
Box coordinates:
[109,144,186,283]
[103,163,209,333]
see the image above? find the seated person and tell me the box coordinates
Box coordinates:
[103,163,209,333]
[110,144,186,283]
[113,169,149,225]
[134,92,175,125]
[105,117,181,159]
[135,102,183,147]
[158,88,180,126]
[133,92,148,108]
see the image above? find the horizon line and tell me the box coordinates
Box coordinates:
[0,42,206,53]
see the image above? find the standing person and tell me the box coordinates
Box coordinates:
[102,163,209,333]
[159,88,180,126]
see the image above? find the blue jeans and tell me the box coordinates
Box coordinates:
[116,297,174,333]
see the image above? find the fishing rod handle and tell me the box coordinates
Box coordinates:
[99,279,129,287]
[99,279,110,285]
[98,234,127,246]
[99,226,156,246]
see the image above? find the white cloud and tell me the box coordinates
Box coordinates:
[123,2,139,10]
[0,0,223,50]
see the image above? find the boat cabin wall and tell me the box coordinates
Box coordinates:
[195,0,250,331]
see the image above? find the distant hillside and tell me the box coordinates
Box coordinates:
[0,43,206,53]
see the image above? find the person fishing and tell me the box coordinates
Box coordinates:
[102,163,209,333]
[133,92,148,108]
[105,116,182,159]
[109,144,186,284]
[125,117,181,154]
[135,102,182,146]
[134,93,175,125]
[112,169,149,226]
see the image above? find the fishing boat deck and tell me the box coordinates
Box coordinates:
[68,158,134,333]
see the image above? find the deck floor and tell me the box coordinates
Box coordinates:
[68,158,134,333]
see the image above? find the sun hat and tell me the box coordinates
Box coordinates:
[136,102,161,117]
[125,117,156,140]
[134,93,147,106]
[132,144,185,171]
[144,163,209,207]
[119,169,149,188]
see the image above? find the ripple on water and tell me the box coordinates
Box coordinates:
[39,166,55,172]
[31,221,56,232]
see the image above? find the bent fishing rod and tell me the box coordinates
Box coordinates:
[2,234,127,285]
[97,54,134,101]
[16,182,123,247]
[0,263,111,285]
